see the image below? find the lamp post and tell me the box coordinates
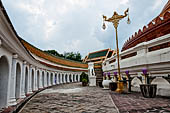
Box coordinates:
[102,8,130,93]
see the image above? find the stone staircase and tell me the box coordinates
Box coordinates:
[95,68,103,87]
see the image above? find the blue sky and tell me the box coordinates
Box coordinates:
[2,0,168,57]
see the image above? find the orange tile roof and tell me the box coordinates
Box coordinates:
[21,39,88,69]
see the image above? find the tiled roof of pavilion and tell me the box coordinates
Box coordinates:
[121,1,170,52]
[84,48,115,63]
[88,49,109,59]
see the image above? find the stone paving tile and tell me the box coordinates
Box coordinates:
[21,83,117,113]
[110,92,170,113]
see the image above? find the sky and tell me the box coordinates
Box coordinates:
[2,0,168,57]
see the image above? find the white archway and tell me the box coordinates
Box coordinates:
[42,71,45,87]
[73,74,75,82]
[15,62,21,99]
[47,72,49,86]
[69,74,72,82]
[25,67,28,94]
[131,77,142,92]
[55,73,57,84]
[151,77,170,96]
[0,56,9,108]
[50,73,53,85]
[76,75,78,82]
[65,74,68,83]
[31,69,35,91]
[37,70,40,89]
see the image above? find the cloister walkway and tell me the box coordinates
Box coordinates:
[20,83,118,113]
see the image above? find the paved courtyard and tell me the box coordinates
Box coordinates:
[110,92,170,113]
[20,83,118,113]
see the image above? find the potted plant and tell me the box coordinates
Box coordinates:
[80,72,89,86]
[140,69,157,98]
[82,78,88,86]
[109,72,118,91]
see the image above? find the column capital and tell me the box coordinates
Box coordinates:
[12,53,18,59]
[23,60,27,64]
[30,64,35,68]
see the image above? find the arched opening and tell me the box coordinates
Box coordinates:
[47,72,49,86]
[0,56,9,108]
[37,70,40,89]
[62,74,64,83]
[58,74,60,83]
[31,69,35,91]
[151,77,170,96]
[69,74,72,82]
[25,67,28,94]
[65,74,67,83]
[50,73,53,85]
[76,75,78,81]
[15,63,21,99]
[42,71,45,87]
[131,77,142,92]
[55,74,57,84]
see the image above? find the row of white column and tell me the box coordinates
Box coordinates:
[7,54,81,106]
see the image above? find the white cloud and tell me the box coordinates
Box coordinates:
[152,0,164,10]
[120,0,129,5]
[2,0,169,57]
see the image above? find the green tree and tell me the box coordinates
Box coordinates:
[44,50,82,62]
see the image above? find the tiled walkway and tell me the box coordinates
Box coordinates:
[21,83,117,113]
[110,92,170,113]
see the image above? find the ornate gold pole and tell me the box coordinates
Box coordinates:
[102,8,130,93]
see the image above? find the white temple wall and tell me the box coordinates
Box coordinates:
[103,34,170,96]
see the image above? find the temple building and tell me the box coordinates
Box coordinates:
[103,1,170,96]
[83,48,115,86]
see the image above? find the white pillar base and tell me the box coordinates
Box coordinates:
[8,98,17,106]
[20,93,26,98]
[89,76,96,86]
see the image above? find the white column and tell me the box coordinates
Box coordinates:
[28,67,33,93]
[74,74,77,82]
[63,74,66,83]
[58,73,61,84]
[56,73,59,84]
[71,74,73,82]
[20,61,27,98]
[8,55,17,106]
[44,71,47,87]
[35,69,38,91]
[33,68,36,91]
[48,72,52,86]
[52,72,55,85]
[60,73,63,84]
[78,74,80,82]
[25,66,30,95]
[39,70,43,89]
[67,74,70,83]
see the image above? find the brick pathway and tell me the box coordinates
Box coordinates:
[110,92,170,113]
[21,83,118,113]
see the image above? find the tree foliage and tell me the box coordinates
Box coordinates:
[44,50,82,62]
